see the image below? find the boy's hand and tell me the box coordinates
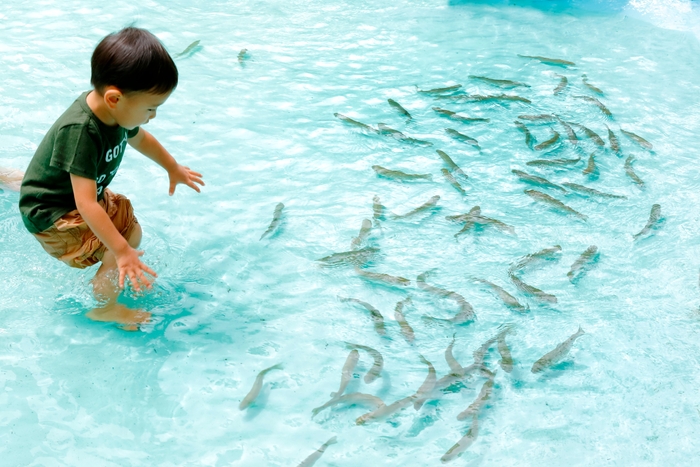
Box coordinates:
[168,164,204,195]
[115,246,158,292]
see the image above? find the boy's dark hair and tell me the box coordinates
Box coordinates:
[91,27,178,95]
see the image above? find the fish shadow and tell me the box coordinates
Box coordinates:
[534,360,589,381]
[242,384,271,421]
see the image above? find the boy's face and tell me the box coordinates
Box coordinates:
[105,88,172,130]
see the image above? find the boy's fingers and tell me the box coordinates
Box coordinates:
[187,181,201,193]
[118,270,125,289]
[136,270,152,289]
[128,272,141,293]
[190,170,203,178]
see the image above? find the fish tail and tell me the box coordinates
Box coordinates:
[325,436,338,445]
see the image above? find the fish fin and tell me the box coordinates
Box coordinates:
[326,436,338,445]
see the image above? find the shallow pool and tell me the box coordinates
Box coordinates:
[2,0,700,465]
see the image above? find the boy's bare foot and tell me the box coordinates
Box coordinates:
[86,303,151,328]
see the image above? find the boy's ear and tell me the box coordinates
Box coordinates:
[103,87,123,109]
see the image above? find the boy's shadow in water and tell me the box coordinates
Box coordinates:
[448,0,629,14]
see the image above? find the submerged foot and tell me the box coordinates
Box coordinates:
[86,303,151,330]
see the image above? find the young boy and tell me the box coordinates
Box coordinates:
[18,27,204,327]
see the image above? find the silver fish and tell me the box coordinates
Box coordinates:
[524,189,588,220]
[436,150,467,178]
[624,156,645,188]
[356,395,414,425]
[354,267,411,287]
[445,206,481,223]
[445,334,464,375]
[582,152,598,177]
[392,195,441,219]
[334,113,378,133]
[472,278,528,313]
[350,219,372,250]
[417,84,463,94]
[395,297,415,344]
[440,415,479,463]
[417,271,475,323]
[451,94,531,104]
[515,121,535,149]
[510,245,562,272]
[518,114,556,122]
[531,326,585,373]
[497,329,514,373]
[511,169,566,192]
[338,297,386,336]
[555,117,578,144]
[509,273,558,304]
[413,355,437,410]
[526,156,581,167]
[571,123,605,147]
[620,128,653,150]
[237,48,248,63]
[633,204,662,240]
[473,334,499,367]
[346,343,384,383]
[330,349,360,398]
[317,247,379,267]
[388,98,412,120]
[372,165,432,181]
[297,436,338,467]
[472,214,516,236]
[176,40,201,57]
[441,169,467,196]
[567,245,599,282]
[606,125,621,155]
[260,202,284,240]
[433,107,490,123]
[468,75,530,88]
[534,130,560,151]
[518,54,576,67]
[239,363,284,410]
[456,371,496,420]
[574,95,612,117]
[311,392,385,418]
[582,74,603,94]
[445,128,480,147]
[561,182,626,199]
[553,74,568,95]
[372,195,386,222]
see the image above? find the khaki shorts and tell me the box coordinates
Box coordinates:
[33,189,138,269]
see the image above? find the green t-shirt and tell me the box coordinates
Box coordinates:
[19,91,140,233]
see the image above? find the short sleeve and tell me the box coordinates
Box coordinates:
[127,126,140,139]
[49,124,99,180]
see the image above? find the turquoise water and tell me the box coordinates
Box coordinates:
[2,0,700,465]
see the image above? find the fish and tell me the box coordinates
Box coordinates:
[633,204,662,240]
[570,123,605,147]
[445,205,481,223]
[354,267,411,288]
[606,125,621,155]
[377,124,432,146]
[372,195,386,222]
[297,436,338,467]
[624,156,645,187]
[445,128,480,147]
[392,195,441,219]
[237,48,248,63]
[471,278,529,313]
[433,107,490,123]
[449,94,531,104]
[518,54,576,67]
[239,363,284,410]
[395,297,415,344]
[260,202,284,240]
[473,334,499,368]
[176,40,201,57]
[372,165,432,181]
[330,349,360,398]
[317,247,379,267]
[346,343,384,383]
[620,129,653,150]
[445,334,465,375]
[387,98,412,120]
[356,395,414,425]
[468,75,530,88]
[555,117,578,144]
[417,84,463,94]
[509,273,558,304]
[526,157,581,167]
[567,245,599,282]
[582,74,603,95]
[417,271,476,323]
[531,326,585,373]
[472,213,516,236]
[582,152,598,177]
[534,130,560,151]
[510,245,562,272]
[311,392,385,418]
[518,114,556,122]
[442,169,467,196]
[436,150,468,178]
[497,329,514,373]
[338,297,386,336]
[514,121,535,149]
[440,415,479,463]
[553,74,568,94]
[350,219,372,250]
[511,169,567,192]
[456,372,496,420]
[413,355,437,410]
[524,189,588,220]
[574,95,612,117]
[561,182,626,199]
[334,113,378,133]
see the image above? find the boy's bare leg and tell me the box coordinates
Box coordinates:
[0,168,24,191]
[86,222,152,328]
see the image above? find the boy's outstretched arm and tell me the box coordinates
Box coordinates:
[128,128,204,195]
